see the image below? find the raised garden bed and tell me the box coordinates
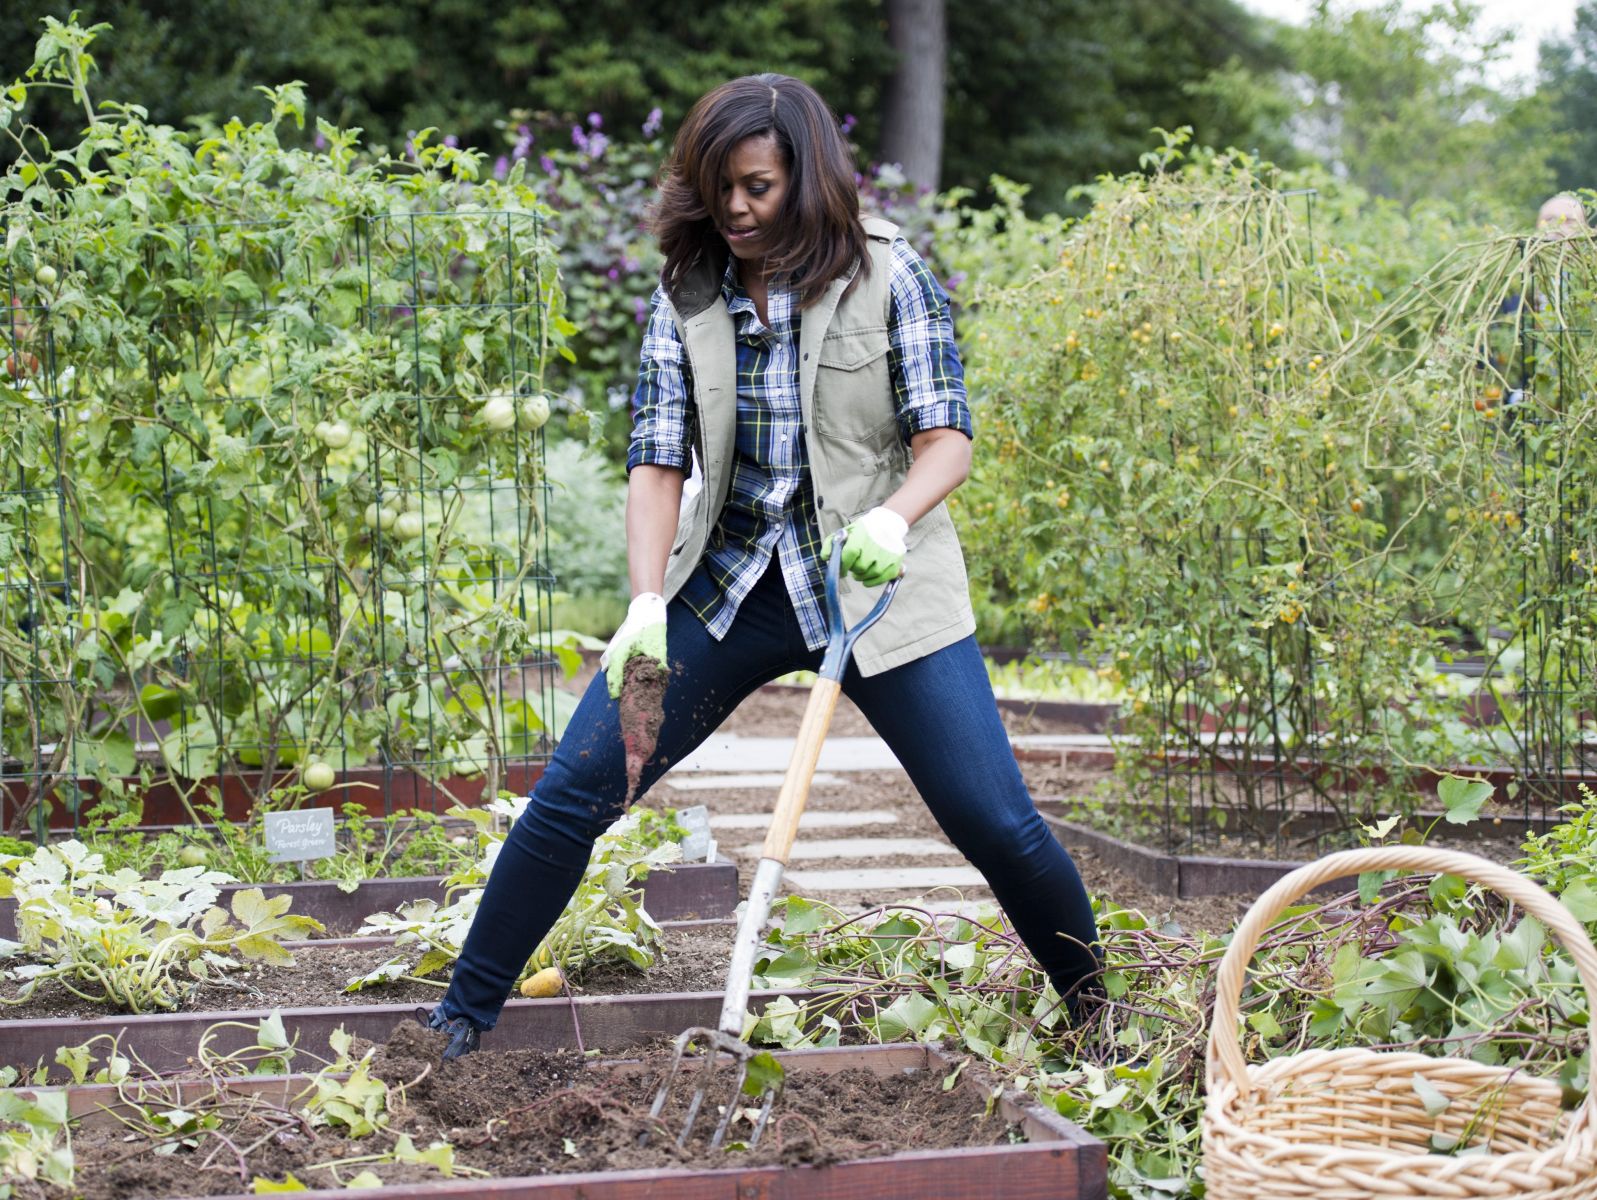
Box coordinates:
[0,859,739,940]
[0,921,737,1023]
[1036,793,1552,898]
[1,762,549,829]
[1015,740,1597,805]
[35,1034,1106,1199]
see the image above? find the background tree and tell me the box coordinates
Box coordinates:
[880,0,946,191]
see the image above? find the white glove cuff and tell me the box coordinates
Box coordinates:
[861,506,909,550]
[627,592,667,624]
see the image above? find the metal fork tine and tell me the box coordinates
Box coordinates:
[706,1057,750,1151]
[676,1046,721,1147]
[746,1084,779,1150]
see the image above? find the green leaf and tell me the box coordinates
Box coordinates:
[1437,775,1493,824]
[1560,880,1597,923]
[1247,1011,1283,1039]
[251,1176,308,1194]
[778,896,831,936]
[1411,1073,1451,1117]
[344,1171,384,1189]
[1359,869,1396,905]
[741,1050,785,1098]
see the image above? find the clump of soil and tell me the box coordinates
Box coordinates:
[618,654,669,800]
[64,1021,1029,1197]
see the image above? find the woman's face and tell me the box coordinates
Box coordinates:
[718,134,788,267]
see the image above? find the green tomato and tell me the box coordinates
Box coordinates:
[318,420,353,449]
[2,688,23,719]
[34,264,57,287]
[481,395,517,432]
[302,761,336,791]
[392,511,425,542]
[364,503,398,531]
[518,392,551,430]
[177,845,210,868]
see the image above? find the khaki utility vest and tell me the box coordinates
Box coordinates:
[658,215,975,676]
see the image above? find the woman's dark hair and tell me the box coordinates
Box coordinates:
[651,73,867,309]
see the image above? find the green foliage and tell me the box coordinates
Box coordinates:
[0,839,322,1012]
[76,797,474,890]
[1518,783,1597,927]
[346,799,679,992]
[952,141,1593,831]
[1540,3,1597,194]
[751,875,1592,1200]
[0,1086,72,1197]
[1281,1,1560,215]
[945,0,1286,214]
[0,20,568,832]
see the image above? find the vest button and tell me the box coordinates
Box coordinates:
[816,495,826,509]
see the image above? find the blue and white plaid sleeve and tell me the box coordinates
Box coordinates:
[626,283,694,472]
[887,237,973,441]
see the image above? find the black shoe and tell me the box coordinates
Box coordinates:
[413,1006,480,1061]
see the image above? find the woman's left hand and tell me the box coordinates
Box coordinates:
[825,507,907,586]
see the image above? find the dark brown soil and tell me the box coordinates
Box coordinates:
[0,926,734,1022]
[65,1022,1028,1197]
[619,655,670,801]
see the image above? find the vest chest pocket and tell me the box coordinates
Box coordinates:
[813,326,897,444]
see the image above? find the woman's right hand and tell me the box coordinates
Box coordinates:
[605,464,685,697]
[602,593,668,698]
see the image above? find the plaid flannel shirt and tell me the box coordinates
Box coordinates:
[627,236,971,650]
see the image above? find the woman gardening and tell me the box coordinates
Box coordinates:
[418,73,1101,1058]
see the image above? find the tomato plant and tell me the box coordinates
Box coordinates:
[0,19,576,834]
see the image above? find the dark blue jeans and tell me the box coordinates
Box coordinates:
[435,563,1101,1031]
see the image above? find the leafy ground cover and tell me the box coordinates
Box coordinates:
[0,801,692,1017]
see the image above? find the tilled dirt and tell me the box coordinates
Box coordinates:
[0,926,734,1022]
[65,1021,1029,1197]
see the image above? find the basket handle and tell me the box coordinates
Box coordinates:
[1208,845,1597,1108]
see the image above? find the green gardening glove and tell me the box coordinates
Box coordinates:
[602,592,668,698]
[824,506,908,587]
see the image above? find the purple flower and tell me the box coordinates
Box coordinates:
[493,155,510,181]
[634,296,649,325]
[622,255,639,273]
[443,134,459,149]
[841,113,857,136]
[587,111,603,129]
[642,106,662,137]
[571,125,589,153]
[587,131,609,159]
[540,154,558,176]
[944,271,967,292]
[512,124,533,160]
[313,130,328,150]
[607,266,620,281]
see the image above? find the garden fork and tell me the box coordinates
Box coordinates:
[644,532,900,1150]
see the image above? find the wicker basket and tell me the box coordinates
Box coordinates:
[1202,846,1597,1199]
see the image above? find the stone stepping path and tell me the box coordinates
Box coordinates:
[666,771,846,791]
[709,810,898,830]
[730,836,957,861]
[667,731,1117,775]
[783,866,987,891]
